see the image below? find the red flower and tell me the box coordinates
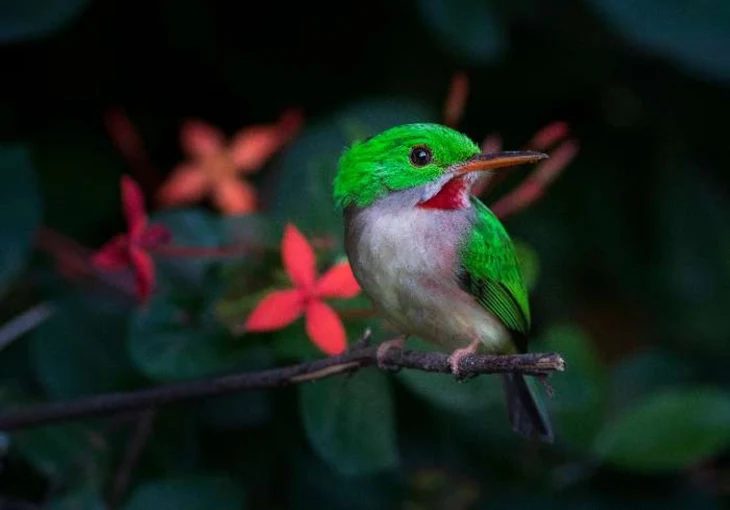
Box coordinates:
[93,176,171,304]
[244,224,361,355]
[157,109,303,215]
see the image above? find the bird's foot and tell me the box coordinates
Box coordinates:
[376,336,406,372]
[448,340,481,381]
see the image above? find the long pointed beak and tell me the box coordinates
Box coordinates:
[452,151,548,175]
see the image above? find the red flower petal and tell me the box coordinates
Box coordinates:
[443,72,469,128]
[244,289,305,331]
[527,122,569,151]
[181,120,225,159]
[140,224,172,248]
[156,163,210,207]
[305,301,347,355]
[121,176,148,239]
[92,235,130,270]
[282,224,316,290]
[211,178,258,215]
[129,248,156,304]
[480,133,502,154]
[315,262,361,299]
[230,109,303,173]
[230,127,287,174]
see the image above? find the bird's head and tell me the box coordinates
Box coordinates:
[334,123,547,210]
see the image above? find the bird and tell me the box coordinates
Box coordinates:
[333,123,553,442]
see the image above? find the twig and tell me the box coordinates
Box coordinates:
[108,410,156,509]
[0,343,564,432]
[148,243,258,259]
[0,302,55,353]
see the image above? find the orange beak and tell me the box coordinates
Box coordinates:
[452,151,548,175]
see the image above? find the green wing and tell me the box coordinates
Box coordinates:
[459,197,531,351]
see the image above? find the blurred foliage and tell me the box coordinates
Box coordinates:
[0,0,729,508]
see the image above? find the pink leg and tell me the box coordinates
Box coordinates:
[376,335,407,370]
[448,339,481,378]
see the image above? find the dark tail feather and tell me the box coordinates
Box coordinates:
[501,372,553,443]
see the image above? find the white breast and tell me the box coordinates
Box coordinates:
[346,200,510,352]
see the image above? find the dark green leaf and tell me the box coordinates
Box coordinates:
[31,297,141,399]
[266,99,435,245]
[124,475,246,510]
[651,157,730,354]
[293,453,396,510]
[0,0,89,42]
[594,388,730,471]
[299,368,398,476]
[609,348,694,412]
[587,0,730,81]
[532,324,606,450]
[198,347,273,430]
[0,387,108,482]
[417,0,505,64]
[151,209,224,290]
[0,145,41,299]
[48,486,105,510]
[128,292,243,381]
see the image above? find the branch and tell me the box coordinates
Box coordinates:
[0,342,565,432]
[108,410,156,509]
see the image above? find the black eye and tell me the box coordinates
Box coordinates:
[409,146,433,167]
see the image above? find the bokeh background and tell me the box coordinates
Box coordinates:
[1,0,730,508]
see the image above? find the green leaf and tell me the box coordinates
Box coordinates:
[266,99,435,245]
[128,292,244,381]
[292,453,396,510]
[651,157,730,354]
[48,486,106,510]
[532,324,606,450]
[397,337,502,413]
[0,0,89,42]
[31,297,141,399]
[197,348,273,430]
[151,209,224,290]
[0,145,41,299]
[299,368,398,476]
[609,348,693,412]
[594,388,730,471]
[586,0,730,82]
[417,0,505,64]
[124,475,246,510]
[0,387,108,483]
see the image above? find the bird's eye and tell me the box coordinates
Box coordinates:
[409,146,433,167]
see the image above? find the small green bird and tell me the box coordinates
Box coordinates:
[333,123,552,442]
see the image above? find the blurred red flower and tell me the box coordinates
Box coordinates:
[93,176,171,304]
[441,72,579,216]
[244,224,361,355]
[157,109,303,215]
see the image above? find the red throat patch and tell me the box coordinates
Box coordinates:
[417,176,471,210]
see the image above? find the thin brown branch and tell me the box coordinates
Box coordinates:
[108,410,156,509]
[148,243,259,258]
[0,341,565,432]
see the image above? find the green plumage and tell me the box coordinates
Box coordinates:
[459,197,531,352]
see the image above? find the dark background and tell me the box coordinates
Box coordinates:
[1,0,730,508]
